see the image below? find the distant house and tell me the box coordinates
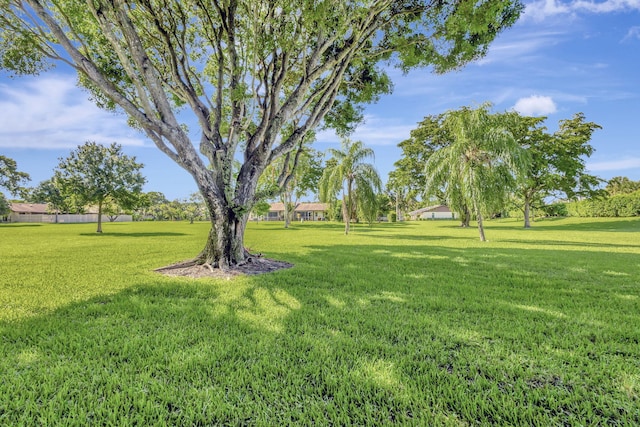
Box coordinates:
[6,203,132,223]
[266,202,286,221]
[7,203,50,223]
[407,205,457,220]
[254,202,329,221]
[294,202,328,221]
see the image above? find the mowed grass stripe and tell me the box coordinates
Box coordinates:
[0,218,639,425]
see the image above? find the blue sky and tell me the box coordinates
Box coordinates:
[1,0,639,201]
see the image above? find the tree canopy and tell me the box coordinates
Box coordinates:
[182,192,207,224]
[387,112,464,221]
[26,178,80,221]
[1,0,523,268]
[54,142,146,232]
[606,177,640,196]
[513,112,602,227]
[0,193,9,216]
[0,155,30,217]
[388,113,449,208]
[0,155,30,196]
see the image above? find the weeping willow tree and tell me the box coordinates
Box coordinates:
[424,104,530,241]
[1,0,522,268]
[319,139,382,234]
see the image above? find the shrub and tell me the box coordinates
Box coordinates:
[541,203,568,217]
[566,190,640,217]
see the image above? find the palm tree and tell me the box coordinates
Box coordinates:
[425,105,529,241]
[319,139,382,234]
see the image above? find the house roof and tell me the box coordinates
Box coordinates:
[407,205,452,215]
[295,202,328,212]
[268,202,328,212]
[10,203,49,214]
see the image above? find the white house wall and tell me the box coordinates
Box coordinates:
[419,212,457,220]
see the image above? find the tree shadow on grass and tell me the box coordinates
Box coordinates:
[1,240,639,425]
[499,238,640,250]
[0,278,308,424]
[489,218,640,232]
[249,221,342,231]
[366,232,471,241]
[249,221,412,232]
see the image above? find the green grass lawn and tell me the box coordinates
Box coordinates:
[1,217,639,425]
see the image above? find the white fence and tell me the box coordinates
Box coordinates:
[8,213,133,223]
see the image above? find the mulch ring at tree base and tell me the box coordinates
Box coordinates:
[154,256,294,279]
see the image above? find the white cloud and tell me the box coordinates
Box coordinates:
[622,26,640,41]
[587,157,640,171]
[477,30,565,65]
[512,95,558,116]
[572,0,640,13]
[524,0,640,21]
[524,0,572,22]
[0,75,146,149]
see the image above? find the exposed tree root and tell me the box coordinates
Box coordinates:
[154,250,292,279]
[154,259,199,271]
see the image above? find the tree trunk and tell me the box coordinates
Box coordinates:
[344,180,355,233]
[461,207,471,227]
[283,193,291,229]
[477,210,486,242]
[342,198,350,235]
[523,196,531,228]
[195,209,249,269]
[96,200,103,233]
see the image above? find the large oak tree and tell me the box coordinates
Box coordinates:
[1,0,522,268]
[54,142,146,233]
[514,112,602,228]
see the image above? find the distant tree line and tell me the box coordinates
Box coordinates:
[505,177,640,219]
[4,110,636,234]
[134,191,209,223]
[388,104,623,239]
[0,142,215,227]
